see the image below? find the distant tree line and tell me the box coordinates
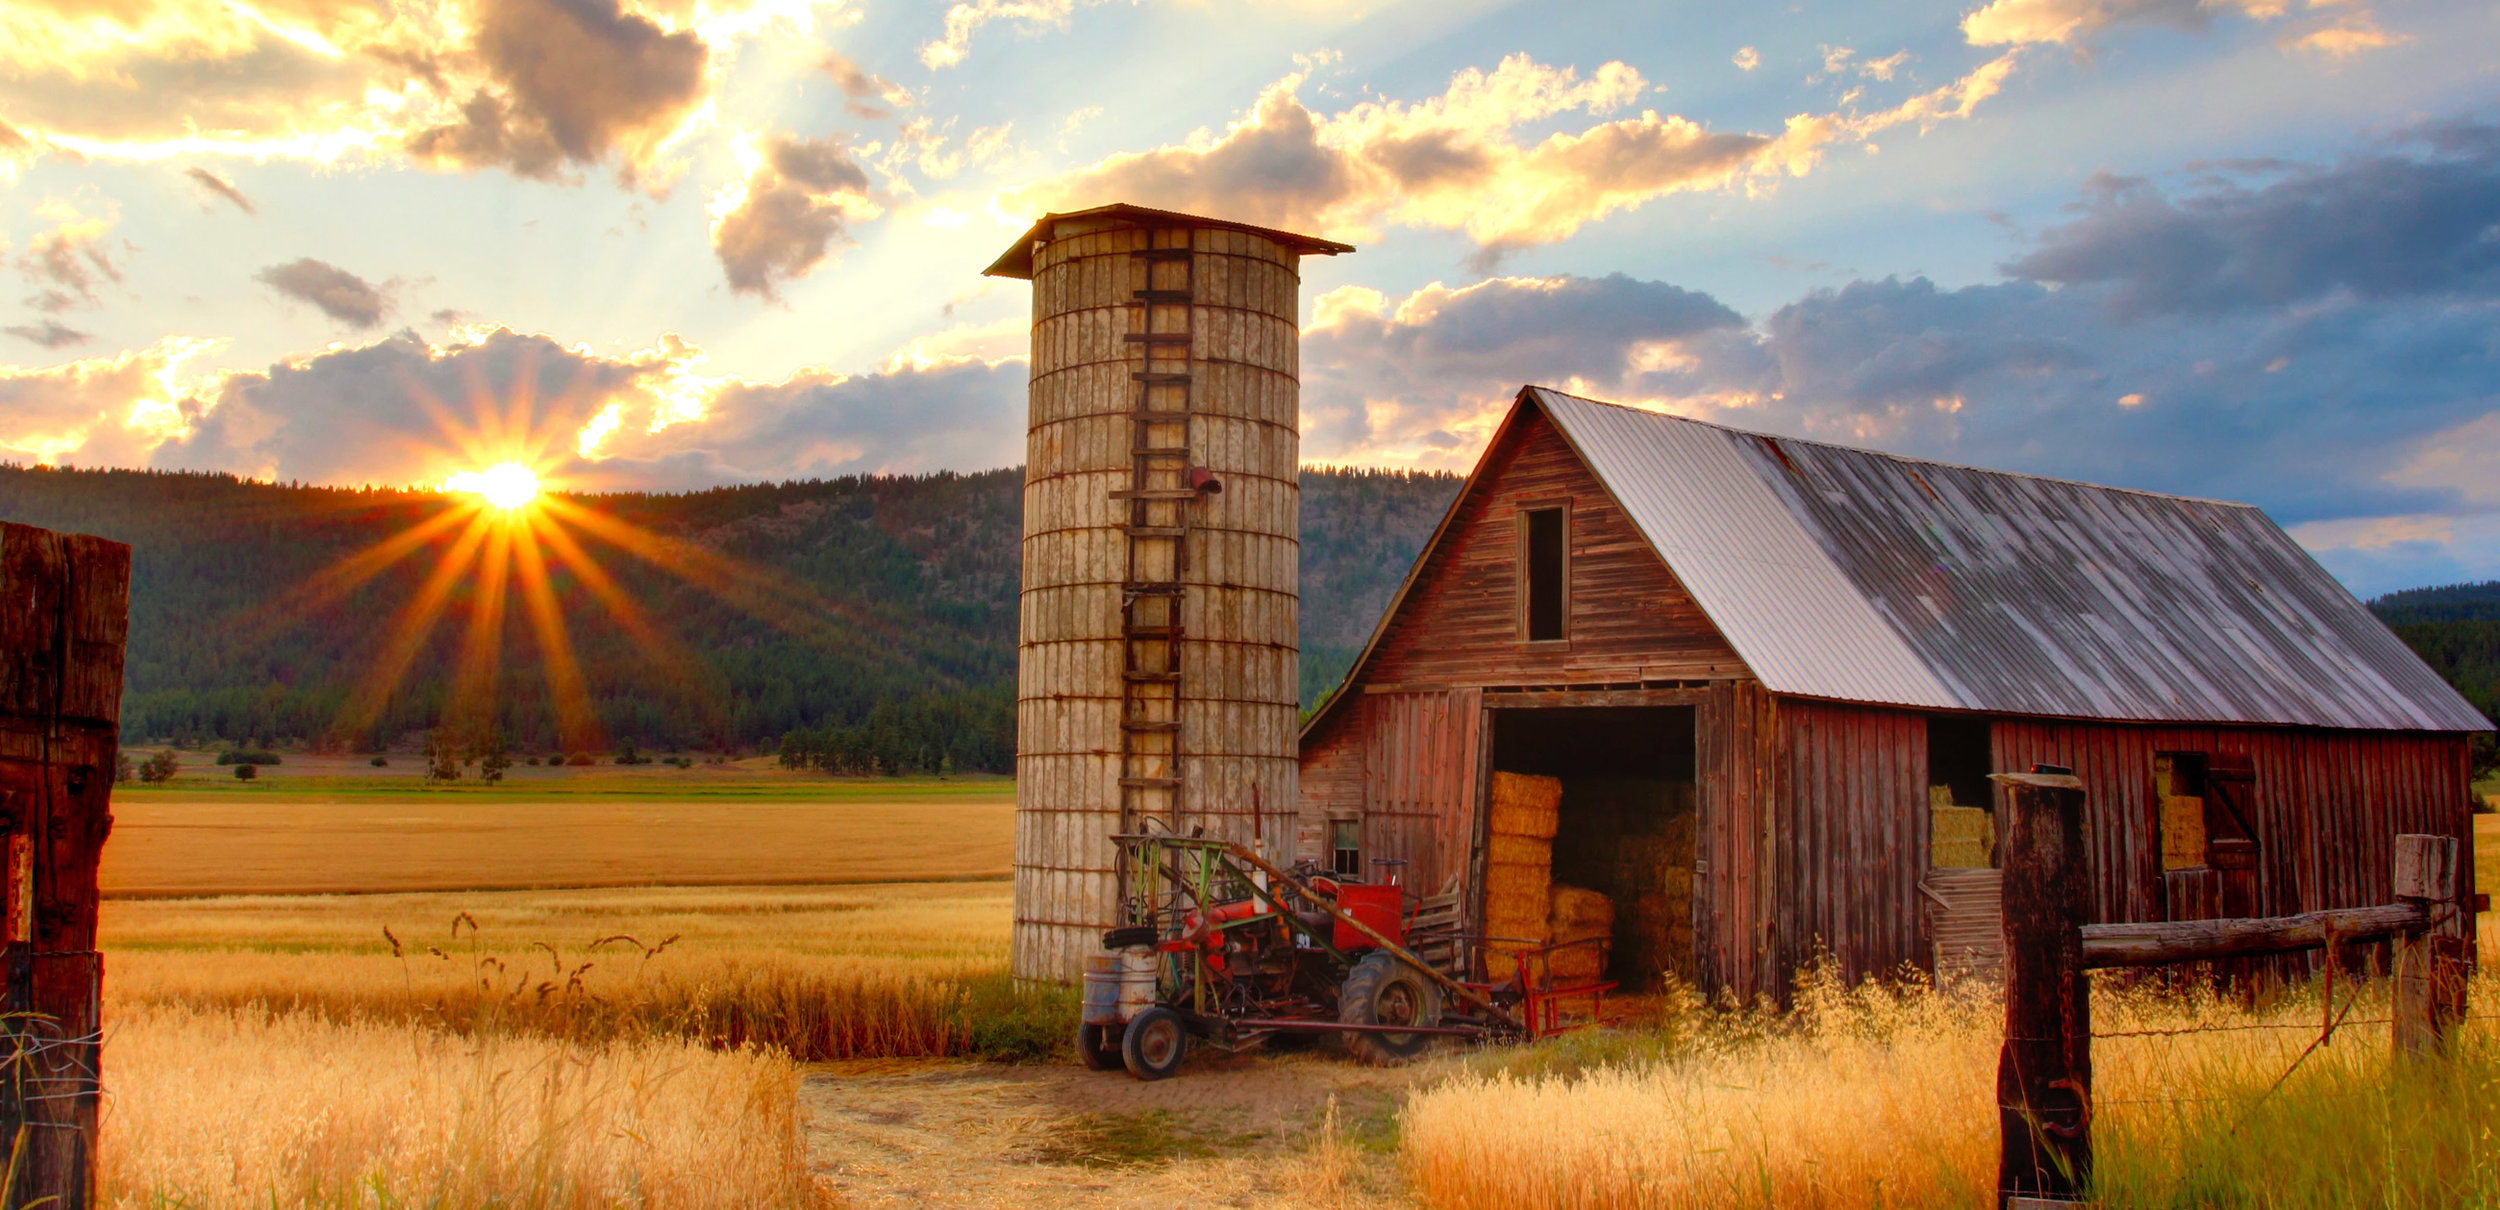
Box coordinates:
[774,687,1013,775]
[2369,581,2500,783]
[0,463,1456,773]
[6,463,2486,783]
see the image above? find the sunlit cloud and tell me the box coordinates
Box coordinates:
[0,0,839,189]
[707,130,882,298]
[1960,0,2399,56]
[0,336,224,466]
[14,199,127,315]
[991,51,2017,251]
[256,257,394,328]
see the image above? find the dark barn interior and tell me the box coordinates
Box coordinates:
[1491,706,1697,989]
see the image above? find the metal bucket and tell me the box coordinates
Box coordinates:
[1081,954,1124,1025]
[1117,948,1159,1018]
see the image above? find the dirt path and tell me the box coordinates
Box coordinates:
[800,1050,1435,1208]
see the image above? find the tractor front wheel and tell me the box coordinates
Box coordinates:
[1075,1021,1122,1071]
[1337,952,1443,1066]
[1120,1006,1190,1080]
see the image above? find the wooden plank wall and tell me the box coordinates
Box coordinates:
[1355,408,1745,686]
[1296,711,1362,863]
[1776,699,1928,990]
[1992,720,2475,955]
[1356,689,1484,899]
[1695,679,1779,1001]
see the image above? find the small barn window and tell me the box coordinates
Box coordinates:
[1519,505,1569,642]
[2154,752,2208,870]
[1330,819,1363,877]
[1927,714,1996,868]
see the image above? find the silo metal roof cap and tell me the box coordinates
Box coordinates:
[982,203,1355,279]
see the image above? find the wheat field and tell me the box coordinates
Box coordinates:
[103,777,1013,895]
[106,1002,824,1209]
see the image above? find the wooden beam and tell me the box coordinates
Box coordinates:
[1992,770,2092,1206]
[2080,902,2436,968]
[1481,688,1711,709]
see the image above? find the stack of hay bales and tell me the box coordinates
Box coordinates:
[1546,884,1613,985]
[1484,773,1560,979]
[2159,794,2206,869]
[1655,798,1697,979]
[1928,785,1995,869]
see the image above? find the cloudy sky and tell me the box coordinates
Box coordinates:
[2,0,2496,593]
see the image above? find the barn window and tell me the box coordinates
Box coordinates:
[2154,752,2209,870]
[2157,751,2260,872]
[1519,505,1569,642]
[1330,818,1363,877]
[1927,714,1996,868]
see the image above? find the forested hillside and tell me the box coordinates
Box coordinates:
[2369,581,2500,779]
[12,462,2476,781]
[0,464,1460,770]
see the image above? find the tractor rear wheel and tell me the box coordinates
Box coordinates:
[1336,952,1443,1066]
[1075,1021,1122,1071]
[1120,1005,1190,1080]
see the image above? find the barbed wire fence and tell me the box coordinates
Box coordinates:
[1990,771,2478,1209]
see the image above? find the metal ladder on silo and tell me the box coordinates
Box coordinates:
[1110,227,1196,836]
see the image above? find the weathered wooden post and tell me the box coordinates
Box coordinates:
[2390,833,2462,1060]
[0,522,129,1210]
[1994,768,2091,1208]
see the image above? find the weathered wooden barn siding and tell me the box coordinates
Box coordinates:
[1772,699,1928,991]
[1992,720,2475,951]
[1694,679,1778,1000]
[1296,405,1751,905]
[1354,409,1745,687]
[1353,689,1485,898]
[1296,708,1362,863]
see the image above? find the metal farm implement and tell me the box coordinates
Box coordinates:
[1078,831,1615,1079]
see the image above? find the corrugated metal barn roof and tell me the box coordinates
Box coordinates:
[1533,387,2491,732]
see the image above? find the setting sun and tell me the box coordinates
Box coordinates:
[444,462,541,510]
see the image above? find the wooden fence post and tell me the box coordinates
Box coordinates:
[1993,769,2091,1207]
[2391,833,2461,1061]
[0,523,129,1210]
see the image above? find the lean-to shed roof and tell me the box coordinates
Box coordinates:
[1311,387,2488,733]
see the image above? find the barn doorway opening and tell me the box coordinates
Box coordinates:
[1489,706,1697,990]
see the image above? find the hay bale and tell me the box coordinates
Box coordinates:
[1548,884,1614,934]
[2161,795,2206,870]
[1488,834,1552,868]
[1929,806,1995,869]
[1490,772,1561,839]
[1545,945,1605,986]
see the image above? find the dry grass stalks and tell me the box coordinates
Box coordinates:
[102,1000,830,1209]
[107,883,1040,1061]
[1401,965,2500,1210]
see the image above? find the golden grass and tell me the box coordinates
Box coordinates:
[103,1001,826,1209]
[1401,969,2500,1210]
[106,882,1027,1061]
[103,788,1013,895]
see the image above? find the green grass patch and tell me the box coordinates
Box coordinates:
[959,972,1080,1063]
[1028,1111,1267,1168]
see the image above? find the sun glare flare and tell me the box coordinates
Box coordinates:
[445,462,542,510]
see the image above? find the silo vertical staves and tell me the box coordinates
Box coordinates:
[986,205,1352,982]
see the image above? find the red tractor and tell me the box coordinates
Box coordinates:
[1077,831,1609,1079]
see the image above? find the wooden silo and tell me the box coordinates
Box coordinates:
[986,205,1352,981]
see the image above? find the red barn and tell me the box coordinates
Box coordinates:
[1296,387,2490,1001]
